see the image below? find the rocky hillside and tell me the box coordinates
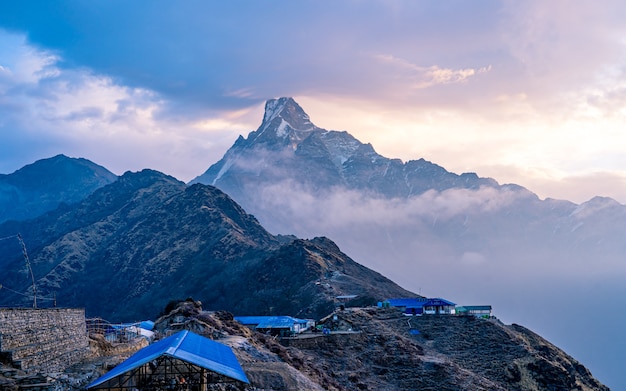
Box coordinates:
[0,169,412,321]
[0,154,118,223]
[63,301,607,391]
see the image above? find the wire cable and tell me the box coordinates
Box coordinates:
[0,283,56,301]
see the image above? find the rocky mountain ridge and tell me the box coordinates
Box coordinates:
[0,169,411,321]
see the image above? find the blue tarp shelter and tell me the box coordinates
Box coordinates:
[234,316,313,336]
[87,330,248,389]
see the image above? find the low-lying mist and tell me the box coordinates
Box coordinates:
[237,180,626,390]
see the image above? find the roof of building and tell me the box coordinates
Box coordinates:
[385,298,428,309]
[423,298,456,307]
[234,316,310,329]
[86,330,248,388]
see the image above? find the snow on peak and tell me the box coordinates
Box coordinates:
[276,119,289,137]
[572,196,621,218]
[211,158,234,186]
[262,98,288,124]
[261,97,315,132]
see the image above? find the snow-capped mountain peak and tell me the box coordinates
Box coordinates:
[191,97,502,198]
[259,97,316,134]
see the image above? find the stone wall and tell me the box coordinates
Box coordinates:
[0,308,88,373]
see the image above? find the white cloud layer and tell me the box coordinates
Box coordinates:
[0,29,250,180]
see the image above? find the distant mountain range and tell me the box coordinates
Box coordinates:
[191,97,500,199]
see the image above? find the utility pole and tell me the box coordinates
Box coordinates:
[16,233,37,309]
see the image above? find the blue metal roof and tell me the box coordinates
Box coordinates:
[234,316,309,329]
[386,298,428,309]
[423,298,456,307]
[386,297,456,308]
[87,330,248,388]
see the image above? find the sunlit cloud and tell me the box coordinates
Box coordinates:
[374,53,491,89]
[0,29,241,180]
[0,33,59,88]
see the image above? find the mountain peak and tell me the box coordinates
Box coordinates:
[0,155,118,223]
[260,97,316,133]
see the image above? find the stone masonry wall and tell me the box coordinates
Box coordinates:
[0,308,88,373]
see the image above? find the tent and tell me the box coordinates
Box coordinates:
[87,330,248,390]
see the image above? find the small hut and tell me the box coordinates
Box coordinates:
[86,330,248,390]
[423,298,456,315]
[234,316,314,337]
[456,305,492,318]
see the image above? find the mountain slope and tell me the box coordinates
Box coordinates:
[125,303,609,391]
[0,169,412,321]
[0,154,118,223]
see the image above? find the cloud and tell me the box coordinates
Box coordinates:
[460,251,487,265]
[0,2,523,112]
[1,1,624,118]
[242,177,626,283]
[0,29,253,180]
[0,32,58,88]
[1,3,625,384]
[374,54,491,89]
[257,181,526,231]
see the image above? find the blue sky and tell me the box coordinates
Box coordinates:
[1,0,626,204]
